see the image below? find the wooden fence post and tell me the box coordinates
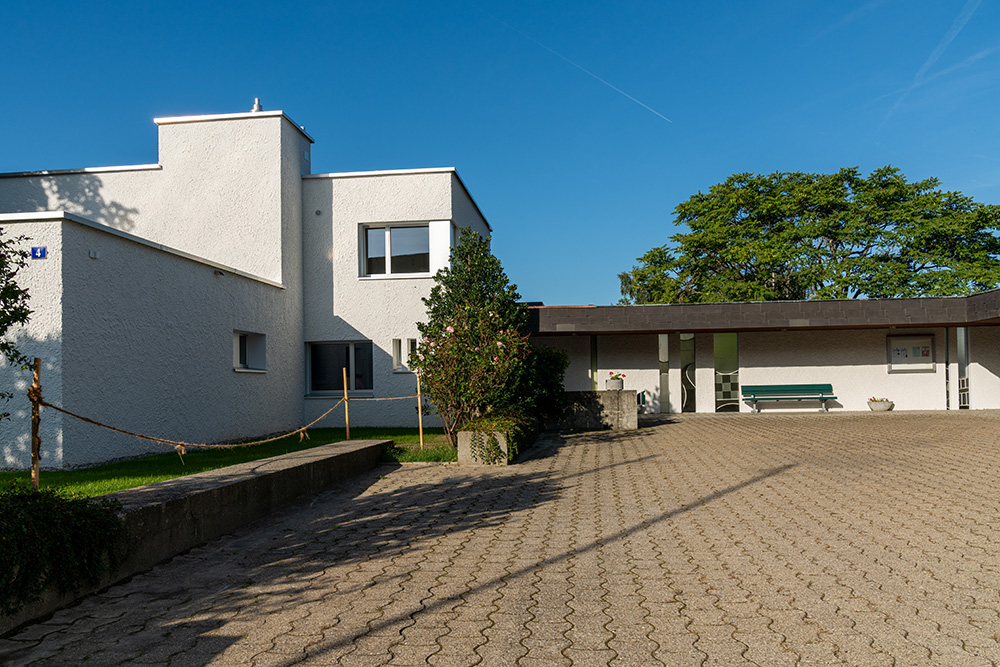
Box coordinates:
[342,366,350,440]
[416,372,424,451]
[30,357,41,490]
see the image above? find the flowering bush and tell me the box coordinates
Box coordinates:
[608,371,626,380]
[413,228,566,445]
[868,396,891,402]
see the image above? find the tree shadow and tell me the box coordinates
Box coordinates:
[0,172,140,232]
[250,461,797,666]
[0,433,799,664]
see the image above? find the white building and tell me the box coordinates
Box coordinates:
[529,296,1000,414]
[0,105,489,469]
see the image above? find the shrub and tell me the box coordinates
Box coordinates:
[414,228,568,449]
[462,413,539,464]
[0,481,124,615]
[0,228,32,421]
[518,344,569,422]
[414,228,532,444]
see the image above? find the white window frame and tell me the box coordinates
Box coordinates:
[392,337,419,373]
[360,223,431,278]
[233,331,266,372]
[307,341,374,395]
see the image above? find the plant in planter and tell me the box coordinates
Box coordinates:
[606,371,626,390]
[867,396,894,411]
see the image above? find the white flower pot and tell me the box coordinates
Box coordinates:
[868,401,894,411]
[606,378,624,390]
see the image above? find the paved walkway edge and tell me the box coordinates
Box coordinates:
[1,439,390,636]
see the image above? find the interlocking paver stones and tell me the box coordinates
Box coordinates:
[4,411,1000,666]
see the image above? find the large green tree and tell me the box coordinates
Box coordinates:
[619,166,1000,304]
[0,228,31,421]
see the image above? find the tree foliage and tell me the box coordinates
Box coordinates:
[0,228,31,420]
[619,166,1000,304]
[414,228,566,446]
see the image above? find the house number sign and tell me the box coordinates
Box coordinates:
[30,247,47,259]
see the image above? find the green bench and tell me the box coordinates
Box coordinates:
[741,384,837,413]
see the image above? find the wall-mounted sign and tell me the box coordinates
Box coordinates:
[887,335,935,373]
[30,247,47,259]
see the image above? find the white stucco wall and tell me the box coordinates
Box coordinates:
[538,328,969,415]
[301,170,489,427]
[531,334,660,413]
[0,113,309,285]
[739,328,949,411]
[967,326,1000,409]
[596,335,659,413]
[0,221,65,468]
[531,336,591,391]
[1,215,304,469]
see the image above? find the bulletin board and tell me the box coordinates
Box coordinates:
[886,335,935,373]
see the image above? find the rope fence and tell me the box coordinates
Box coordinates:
[25,357,429,489]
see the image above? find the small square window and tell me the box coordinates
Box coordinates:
[361,224,429,276]
[392,338,420,373]
[234,331,266,371]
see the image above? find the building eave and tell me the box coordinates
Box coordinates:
[154,109,315,143]
[528,292,1000,335]
[0,211,284,289]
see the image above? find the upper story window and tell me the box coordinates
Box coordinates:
[362,224,430,276]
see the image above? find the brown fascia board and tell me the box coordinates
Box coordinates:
[529,291,1000,335]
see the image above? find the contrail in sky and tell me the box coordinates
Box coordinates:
[883,0,982,124]
[475,7,673,124]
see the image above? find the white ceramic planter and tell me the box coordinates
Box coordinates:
[606,378,624,390]
[868,401,894,411]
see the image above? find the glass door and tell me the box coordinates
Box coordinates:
[714,333,739,412]
[680,334,696,412]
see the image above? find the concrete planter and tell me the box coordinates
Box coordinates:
[868,400,894,411]
[550,391,639,431]
[458,430,509,466]
[606,378,624,390]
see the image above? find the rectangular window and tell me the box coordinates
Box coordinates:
[309,341,373,392]
[393,339,403,371]
[233,331,266,371]
[361,224,429,276]
[392,338,419,373]
[365,227,386,275]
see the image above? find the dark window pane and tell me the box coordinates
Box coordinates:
[311,343,348,391]
[390,226,429,274]
[365,227,386,275]
[238,334,248,367]
[354,342,373,390]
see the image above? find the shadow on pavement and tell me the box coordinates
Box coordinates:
[256,461,798,666]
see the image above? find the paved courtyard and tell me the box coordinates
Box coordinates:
[2,411,1000,666]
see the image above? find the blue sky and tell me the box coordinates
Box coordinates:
[2,1,999,305]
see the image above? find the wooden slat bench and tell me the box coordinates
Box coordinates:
[741,384,837,413]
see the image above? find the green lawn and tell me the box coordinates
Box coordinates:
[0,427,454,497]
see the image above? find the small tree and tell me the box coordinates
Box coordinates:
[413,228,537,445]
[0,228,31,421]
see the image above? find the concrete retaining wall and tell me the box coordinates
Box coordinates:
[2,439,388,636]
[554,391,639,431]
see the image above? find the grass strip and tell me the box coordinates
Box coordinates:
[0,427,453,497]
